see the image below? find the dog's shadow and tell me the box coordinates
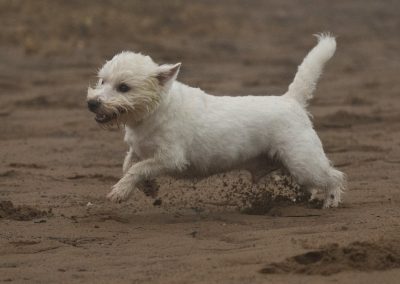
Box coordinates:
[77,170,327,224]
[241,193,325,217]
[80,189,325,226]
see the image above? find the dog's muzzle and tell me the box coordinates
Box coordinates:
[87,99,116,124]
[87,99,101,112]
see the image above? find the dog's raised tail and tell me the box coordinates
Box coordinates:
[285,33,336,107]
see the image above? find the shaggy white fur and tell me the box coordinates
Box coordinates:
[87,34,345,208]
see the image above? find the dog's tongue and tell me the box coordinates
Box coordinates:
[94,112,118,123]
[95,114,110,123]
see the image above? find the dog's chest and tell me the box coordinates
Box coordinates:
[124,127,159,160]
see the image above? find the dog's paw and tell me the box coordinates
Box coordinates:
[107,183,133,203]
[322,192,340,209]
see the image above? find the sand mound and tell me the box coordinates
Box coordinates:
[260,241,400,275]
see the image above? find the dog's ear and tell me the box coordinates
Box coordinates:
[156,63,181,88]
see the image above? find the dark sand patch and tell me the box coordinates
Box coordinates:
[260,241,400,275]
[0,200,52,221]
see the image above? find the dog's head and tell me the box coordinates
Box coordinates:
[87,51,180,127]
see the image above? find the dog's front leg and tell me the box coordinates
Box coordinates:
[107,158,165,203]
[122,148,139,174]
[122,148,158,196]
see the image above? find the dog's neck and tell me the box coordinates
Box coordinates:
[124,81,180,130]
[124,80,210,133]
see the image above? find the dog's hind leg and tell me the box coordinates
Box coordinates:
[277,131,345,208]
[322,168,345,208]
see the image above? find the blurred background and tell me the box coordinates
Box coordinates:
[1,0,399,94]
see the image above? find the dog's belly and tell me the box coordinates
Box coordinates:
[170,154,279,180]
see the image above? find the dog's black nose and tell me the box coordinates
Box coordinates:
[87,99,101,111]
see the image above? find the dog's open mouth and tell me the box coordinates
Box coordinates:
[95,113,116,124]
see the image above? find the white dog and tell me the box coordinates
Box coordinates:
[87,34,345,208]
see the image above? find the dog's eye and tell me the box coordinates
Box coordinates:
[117,83,131,93]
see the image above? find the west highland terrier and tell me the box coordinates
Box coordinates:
[87,34,345,208]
